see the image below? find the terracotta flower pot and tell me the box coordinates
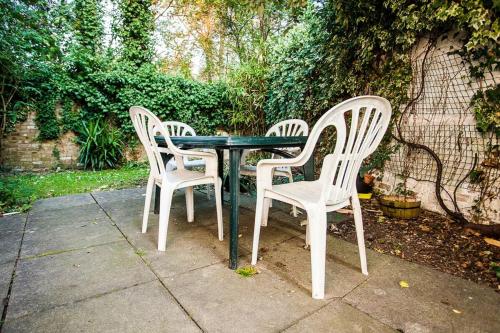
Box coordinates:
[379,195,421,219]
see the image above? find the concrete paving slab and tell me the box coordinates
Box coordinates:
[27,202,108,226]
[3,281,200,333]
[284,299,397,333]
[0,213,26,233]
[123,213,236,278]
[204,206,302,254]
[30,193,94,213]
[0,214,26,264]
[343,256,500,333]
[22,204,123,257]
[162,261,328,333]
[7,241,156,320]
[91,187,146,204]
[1,261,15,316]
[256,236,390,299]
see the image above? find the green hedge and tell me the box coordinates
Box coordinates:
[36,63,230,140]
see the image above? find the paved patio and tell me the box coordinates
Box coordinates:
[0,188,499,333]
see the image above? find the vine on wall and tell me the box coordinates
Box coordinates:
[265,0,498,226]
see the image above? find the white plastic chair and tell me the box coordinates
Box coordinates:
[162,121,213,199]
[129,106,223,251]
[240,119,309,216]
[251,96,391,299]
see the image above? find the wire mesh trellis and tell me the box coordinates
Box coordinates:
[385,44,500,194]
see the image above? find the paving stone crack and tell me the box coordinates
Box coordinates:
[90,192,207,333]
[0,213,29,332]
[20,240,125,261]
[278,298,338,332]
[3,280,157,323]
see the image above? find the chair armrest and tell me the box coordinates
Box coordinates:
[256,155,304,169]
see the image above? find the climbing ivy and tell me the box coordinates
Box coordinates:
[266,0,499,133]
[117,0,155,66]
[471,85,500,136]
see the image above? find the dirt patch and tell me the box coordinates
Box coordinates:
[333,198,500,292]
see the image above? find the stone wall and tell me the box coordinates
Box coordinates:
[0,112,80,171]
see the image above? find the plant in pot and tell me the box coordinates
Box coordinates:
[356,166,376,199]
[357,143,398,199]
[379,169,422,219]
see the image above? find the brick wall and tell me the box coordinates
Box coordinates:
[0,112,80,171]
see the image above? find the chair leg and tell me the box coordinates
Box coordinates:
[158,185,175,251]
[305,223,311,246]
[206,184,211,200]
[215,178,223,241]
[288,173,298,217]
[142,175,155,233]
[352,195,368,275]
[307,206,327,299]
[252,192,266,265]
[185,186,194,223]
[261,198,271,227]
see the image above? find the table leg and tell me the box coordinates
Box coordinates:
[216,149,224,202]
[229,149,241,269]
[304,153,315,181]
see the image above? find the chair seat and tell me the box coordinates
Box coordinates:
[166,158,206,171]
[240,165,291,177]
[267,180,350,210]
[155,169,212,186]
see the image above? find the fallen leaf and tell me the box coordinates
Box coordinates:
[419,225,431,232]
[484,237,500,248]
[399,280,409,288]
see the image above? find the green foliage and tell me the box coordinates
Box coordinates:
[118,0,154,66]
[0,177,34,213]
[490,262,500,279]
[0,164,149,214]
[225,61,268,134]
[57,63,230,136]
[73,0,104,52]
[0,0,63,139]
[76,119,124,170]
[235,265,258,277]
[266,0,499,133]
[394,182,416,197]
[469,169,485,184]
[471,85,500,136]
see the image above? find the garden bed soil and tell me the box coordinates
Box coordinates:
[332,198,500,292]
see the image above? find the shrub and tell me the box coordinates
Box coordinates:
[76,119,124,170]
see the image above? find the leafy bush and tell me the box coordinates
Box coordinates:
[225,60,268,134]
[76,119,124,170]
[36,63,230,140]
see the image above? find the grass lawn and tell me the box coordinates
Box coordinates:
[0,164,149,214]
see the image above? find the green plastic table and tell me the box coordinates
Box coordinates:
[154,136,314,269]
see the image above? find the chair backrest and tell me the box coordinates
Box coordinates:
[265,119,309,137]
[129,106,185,178]
[162,121,196,137]
[298,96,391,203]
[241,119,309,165]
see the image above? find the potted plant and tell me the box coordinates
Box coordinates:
[356,166,375,199]
[379,170,421,219]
